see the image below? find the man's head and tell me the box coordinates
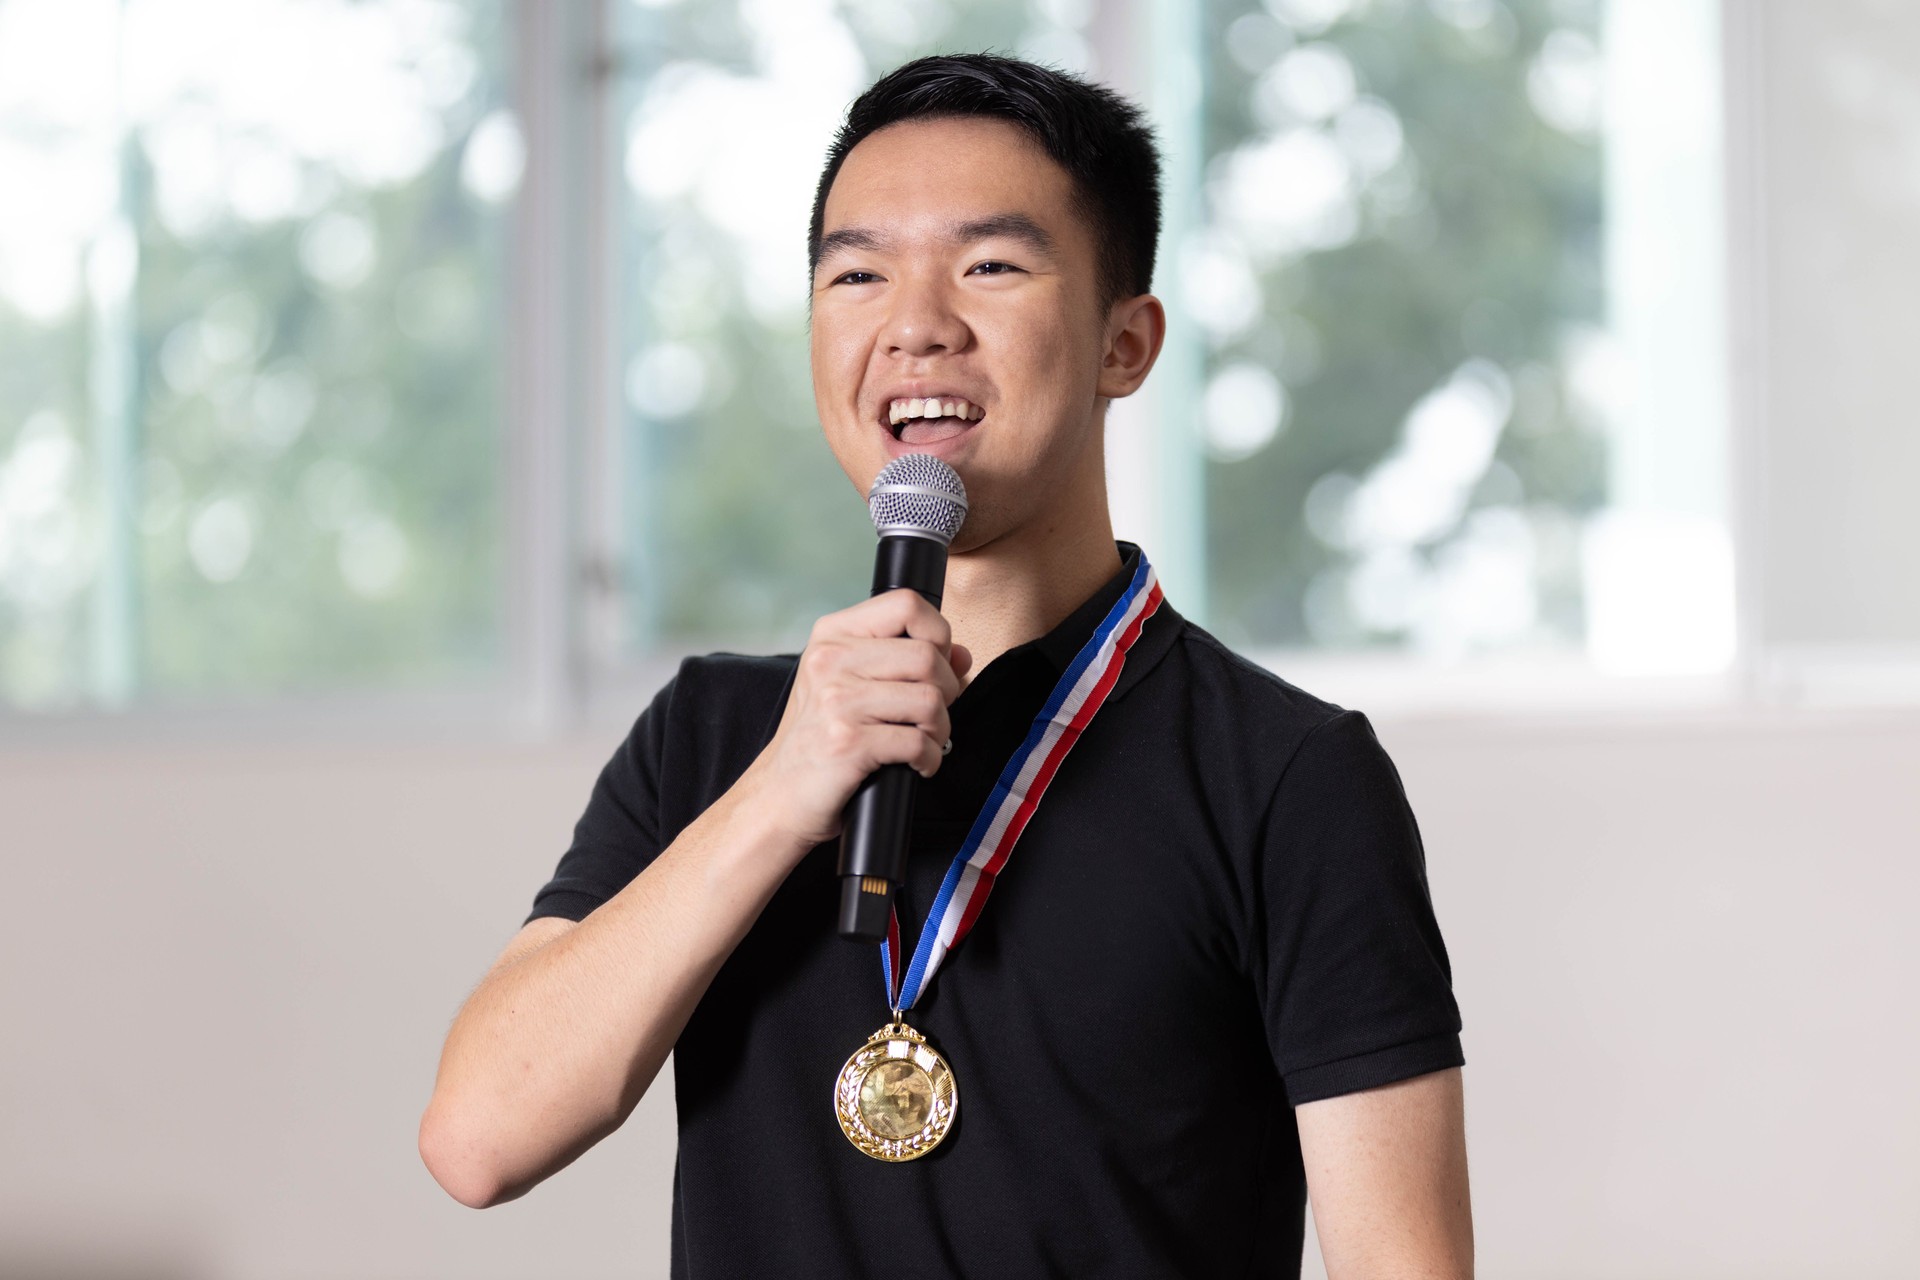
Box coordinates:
[807,55,1167,553]
[809,54,1163,313]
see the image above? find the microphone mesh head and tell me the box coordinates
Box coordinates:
[867,453,968,544]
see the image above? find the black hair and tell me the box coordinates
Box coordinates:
[808,53,1162,310]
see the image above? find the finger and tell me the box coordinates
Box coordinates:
[866,724,947,778]
[838,637,960,702]
[843,680,950,742]
[835,589,952,647]
[948,643,973,682]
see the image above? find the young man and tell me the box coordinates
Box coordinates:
[421,54,1472,1278]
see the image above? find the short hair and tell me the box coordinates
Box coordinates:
[809,53,1163,310]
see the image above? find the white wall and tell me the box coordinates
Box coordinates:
[0,735,675,1280]
[4,706,1918,1279]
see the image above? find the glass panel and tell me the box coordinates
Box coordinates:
[0,0,511,708]
[1194,0,1608,658]
[611,0,1059,655]
[606,0,1715,672]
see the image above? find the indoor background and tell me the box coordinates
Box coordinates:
[1,0,1916,1276]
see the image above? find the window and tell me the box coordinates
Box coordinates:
[2,0,1753,726]
[0,0,511,709]
[599,0,1731,687]
[605,0,1038,657]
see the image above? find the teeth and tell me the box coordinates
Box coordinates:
[886,396,983,425]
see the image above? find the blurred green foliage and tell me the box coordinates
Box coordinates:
[621,0,1605,658]
[613,0,1038,654]
[1199,0,1604,650]
[0,0,1607,708]
[0,0,509,706]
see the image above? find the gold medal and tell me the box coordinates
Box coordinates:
[833,1018,958,1161]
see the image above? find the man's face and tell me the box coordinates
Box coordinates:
[809,116,1121,549]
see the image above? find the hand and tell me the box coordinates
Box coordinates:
[741,589,973,851]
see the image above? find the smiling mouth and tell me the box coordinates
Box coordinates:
[886,396,985,445]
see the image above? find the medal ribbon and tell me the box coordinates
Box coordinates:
[881,552,1165,1012]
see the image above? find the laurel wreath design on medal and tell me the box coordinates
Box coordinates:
[834,1022,958,1161]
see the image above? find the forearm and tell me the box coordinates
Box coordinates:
[420,764,804,1207]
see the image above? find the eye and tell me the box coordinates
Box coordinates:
[832,270,882,285]
[967,260,1024,276]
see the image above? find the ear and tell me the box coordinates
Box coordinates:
[1096,293,1167,400]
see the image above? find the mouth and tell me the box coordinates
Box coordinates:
[884,395,985,447]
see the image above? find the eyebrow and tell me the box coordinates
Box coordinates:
[813,213,1058,268]
[950,213,1056,256]
[815,226,889,263]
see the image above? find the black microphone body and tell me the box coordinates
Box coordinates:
[835,534,948,942]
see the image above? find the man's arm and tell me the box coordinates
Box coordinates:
[418,590,968,1209]
[417,781,809,1209]
[1296,1067,1473,1280]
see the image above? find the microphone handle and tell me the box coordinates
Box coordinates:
[836,535,948,943]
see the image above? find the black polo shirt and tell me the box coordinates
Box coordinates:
[527,541,1463,1279]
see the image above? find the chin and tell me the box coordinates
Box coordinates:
[943,492,1024,555]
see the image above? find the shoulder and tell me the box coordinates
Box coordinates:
[666,650,800,707]
[1162,618,1353,737]
[604,650,798,755]
[608,650,800,823]
[1146,617,1407,806]
[647,650,800,747]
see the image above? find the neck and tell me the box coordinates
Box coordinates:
[942,508,1122,681]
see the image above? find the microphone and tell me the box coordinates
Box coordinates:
[836,453,969,943]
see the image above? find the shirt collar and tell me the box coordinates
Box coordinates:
[1019,541,1144,676]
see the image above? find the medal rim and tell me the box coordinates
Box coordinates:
[833,1021,957,1162]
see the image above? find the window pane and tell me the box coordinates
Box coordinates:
[611,0,1047,655]
[0,0,510,708]
[606,0,1717,673]
[1196,0,1607,657]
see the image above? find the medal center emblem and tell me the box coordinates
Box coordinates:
[859,1060,934,1138]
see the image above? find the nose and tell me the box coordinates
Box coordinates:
[880,273,971,359]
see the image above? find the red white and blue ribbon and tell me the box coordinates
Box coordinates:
[882,552,1165,1012]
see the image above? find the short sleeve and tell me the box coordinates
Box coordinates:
[1255,708,1464,1105]
[524,672,680,925]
